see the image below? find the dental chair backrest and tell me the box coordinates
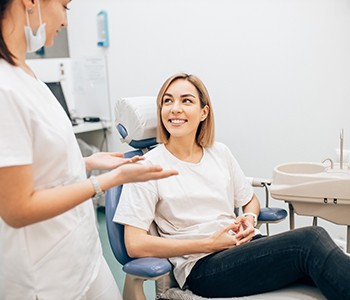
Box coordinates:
[114,96,157,151]
[107,96,178,300]
[106,96,158,266]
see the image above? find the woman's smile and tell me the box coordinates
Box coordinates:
[169,118,187,125]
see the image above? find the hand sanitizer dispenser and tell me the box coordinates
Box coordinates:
[97,10,109,47]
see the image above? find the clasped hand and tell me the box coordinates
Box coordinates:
[233,215,255,246]
[209,216,255,252]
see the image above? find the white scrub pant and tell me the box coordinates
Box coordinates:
[82,257,122,300]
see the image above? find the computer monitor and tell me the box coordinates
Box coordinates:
[45,81,74,124]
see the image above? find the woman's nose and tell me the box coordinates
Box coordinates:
[171,101,182,113]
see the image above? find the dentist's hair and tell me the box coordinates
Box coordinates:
[0,0,15,65]
[156,73,215,147]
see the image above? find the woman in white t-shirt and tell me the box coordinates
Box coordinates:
[115,73,350,300]
[0,1,177,299]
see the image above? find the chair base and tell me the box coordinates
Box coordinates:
[123,273,170,300]
[157,284,325,300]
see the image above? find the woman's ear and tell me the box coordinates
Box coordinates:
[201,105,209,121]
[22,0,36,10]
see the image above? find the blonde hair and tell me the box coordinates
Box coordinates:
[156,73,215,147]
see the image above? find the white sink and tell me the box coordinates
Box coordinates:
[270,162,350,225]
[276,162,326,174]
[272,162,328,186]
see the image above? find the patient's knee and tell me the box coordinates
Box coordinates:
[297,226,336,250]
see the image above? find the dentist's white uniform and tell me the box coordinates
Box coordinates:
[0,60,112,299]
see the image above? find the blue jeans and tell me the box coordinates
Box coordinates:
[186,226,350,300]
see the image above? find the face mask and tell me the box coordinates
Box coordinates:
[24,0,46,53]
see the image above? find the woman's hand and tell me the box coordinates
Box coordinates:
[84,152,144,172]
[206,223,241,252]
[234,215,255,246]
[234,194,260,245]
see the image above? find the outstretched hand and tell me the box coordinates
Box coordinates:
[110,162,179,185]
[84,152,144,172]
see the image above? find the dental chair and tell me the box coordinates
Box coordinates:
[106,97,324,300]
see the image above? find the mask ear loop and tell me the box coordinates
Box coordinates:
[25,8,31,27]
[25,0,43,30]
[37,0,42,25]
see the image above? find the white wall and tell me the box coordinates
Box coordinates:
[67,0,350,239]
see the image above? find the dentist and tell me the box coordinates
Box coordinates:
[0,1,177,299]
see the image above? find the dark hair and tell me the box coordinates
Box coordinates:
[0,0,16,65]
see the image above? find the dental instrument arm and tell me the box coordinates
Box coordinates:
[340,128,344,169]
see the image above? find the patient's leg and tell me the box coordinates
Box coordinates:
[186,226,349,300]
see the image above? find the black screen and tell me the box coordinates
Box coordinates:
[45,81,71,121]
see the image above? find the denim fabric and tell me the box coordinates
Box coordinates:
[186,227,350,300]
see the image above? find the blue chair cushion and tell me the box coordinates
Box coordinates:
[105,185,132,266]
[123,257,172,278]
[258,207,288,222]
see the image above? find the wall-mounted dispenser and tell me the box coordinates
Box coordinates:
[97,10,109,48]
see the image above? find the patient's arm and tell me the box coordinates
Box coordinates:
[124,223,241,258]
[242,194,260,221]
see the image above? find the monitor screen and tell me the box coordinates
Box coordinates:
[45,81,71,120]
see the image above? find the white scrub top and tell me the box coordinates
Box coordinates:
[115,142,254,288]
[0,60,102,300]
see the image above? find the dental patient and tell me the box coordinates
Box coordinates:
[114,73,350,300]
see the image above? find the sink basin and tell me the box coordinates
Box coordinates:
[272,162,328,186]
[276,162,326,174]
[270,161,350,225]
[273,162,350,185]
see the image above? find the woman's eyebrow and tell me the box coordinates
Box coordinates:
[163,93,196,98]
[180,93,196,98]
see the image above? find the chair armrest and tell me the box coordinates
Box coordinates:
[258,207,288,222]
[246,177,272,187]
[123,257,172,278]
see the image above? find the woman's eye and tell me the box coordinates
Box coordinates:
[183,98,192,103]
[63,2,71,10]
[163,98,172,104]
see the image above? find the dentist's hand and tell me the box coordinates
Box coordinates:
[112,163,178,184]
[97,162,179,191]
[84,152,144,172]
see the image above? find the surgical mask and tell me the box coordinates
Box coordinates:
[24,0,46,53]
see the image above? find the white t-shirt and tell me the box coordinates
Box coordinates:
[0,60,102,300]
[114,142,254,288]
